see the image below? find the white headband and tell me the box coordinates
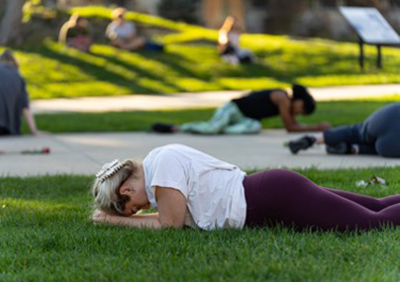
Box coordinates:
[96,159,123,183]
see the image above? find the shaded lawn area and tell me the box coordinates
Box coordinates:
[2,167,400,281]
[23,100,399,133]
[2,6,400,99]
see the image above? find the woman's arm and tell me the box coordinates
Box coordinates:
[59,23,68,44]
[92,209,162,229]
[22,108,38,135]
[272,92,331,132]
[132,213,159,218]
[92,186,187,229]
[155,186,187,228]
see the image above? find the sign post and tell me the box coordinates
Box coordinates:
[339,7,400,69]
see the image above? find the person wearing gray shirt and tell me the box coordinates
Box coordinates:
[0,49,39,136]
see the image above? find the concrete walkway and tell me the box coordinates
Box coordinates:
[31,84,400,113]
[2,130,400,177]
[2,84,399,177]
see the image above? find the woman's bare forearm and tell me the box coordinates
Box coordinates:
[97,213,162,229]
[132,213,159,219]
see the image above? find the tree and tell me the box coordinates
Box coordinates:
[0,0,26,45]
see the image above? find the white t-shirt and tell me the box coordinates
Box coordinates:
[143,144,247,230]
[106,21,136,40]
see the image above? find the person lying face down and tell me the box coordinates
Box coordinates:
[92,144,400,231]
[288,103,400,158]
[151,84,331,135]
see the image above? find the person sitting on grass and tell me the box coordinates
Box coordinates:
[151,84,331,134]
[92,143,400,231]
[59,13,92,52]
[106,7,164,52]
[288,103,400,158]
[218,16,256,65]
[0,50,40,136]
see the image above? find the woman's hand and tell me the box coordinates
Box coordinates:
[318,122,332,131]
[92,209,107,223]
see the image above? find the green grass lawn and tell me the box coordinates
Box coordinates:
[23,99,399,133]
[2,6,400,99]
[2,167,400,281]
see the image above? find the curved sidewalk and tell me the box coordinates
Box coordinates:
[31,84,400,113]
[1,130,400,177]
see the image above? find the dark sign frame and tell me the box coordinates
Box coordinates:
[339,7,400,69]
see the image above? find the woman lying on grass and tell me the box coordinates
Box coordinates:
[92,144,400,231]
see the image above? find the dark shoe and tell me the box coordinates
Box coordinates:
[151,123,175,133]
[288,136,316,154]
[326,142,351,155]
[145,42,165,52]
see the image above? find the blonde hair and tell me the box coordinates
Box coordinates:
[111,7,127,20]
[92,159,141,215]
[0,49,18,68]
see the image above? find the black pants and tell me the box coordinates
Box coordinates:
[323,103,400,157]
[0,126,10,136]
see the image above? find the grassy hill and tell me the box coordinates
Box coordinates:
[3,6,400,100]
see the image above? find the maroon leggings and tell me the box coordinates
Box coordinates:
[243,169,400,231]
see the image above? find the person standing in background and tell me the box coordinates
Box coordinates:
[0,50,40,136]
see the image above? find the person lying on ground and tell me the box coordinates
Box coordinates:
[59,13,92,52]
[106,7,164,52]
[0,50,40,136]
[92,143,400,231]
[288,103,400,158]
[151,84,331,134]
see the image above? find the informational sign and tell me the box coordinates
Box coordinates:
[339,7,400,45]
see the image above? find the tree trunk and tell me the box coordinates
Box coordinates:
[0,0,26,45]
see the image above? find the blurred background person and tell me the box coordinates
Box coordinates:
[151,84,330,134]
[218,16,256,65]
[0,50,40,136]
[288,103,400,158]
[106,7,164,52]
[59,13,92,52]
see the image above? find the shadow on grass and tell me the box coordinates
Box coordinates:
[255,47,390,78]
[92,50,186,94]
[16,45,162,95]
[147,49,214,81]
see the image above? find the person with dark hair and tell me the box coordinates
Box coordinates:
[0,50,40,136]
[59,13,92,52]
[288,103,400,158]
[151,84,330,134]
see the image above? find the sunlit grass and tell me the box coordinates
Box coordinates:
[22,99,399,133]
[2,168,400,280]
[1,6,400,100]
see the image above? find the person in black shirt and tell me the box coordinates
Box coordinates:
[151,84,330,134]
